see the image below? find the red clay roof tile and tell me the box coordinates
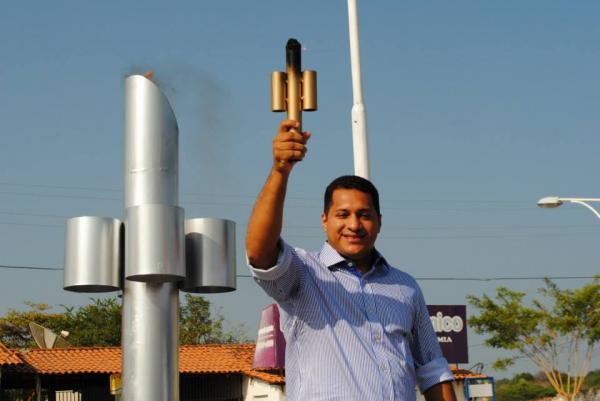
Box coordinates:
[16,346,121,374]
[0,343,23,365]
[451,368,489,380]
[8,344,285,384]
[4,343,486,385]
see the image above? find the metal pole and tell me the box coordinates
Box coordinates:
[35,375,41,401]
[122,75,180,401]
[348,0,370,179]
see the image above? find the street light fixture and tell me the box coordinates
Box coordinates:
[537,196,600,220]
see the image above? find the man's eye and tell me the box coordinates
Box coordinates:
[336,213,348,218]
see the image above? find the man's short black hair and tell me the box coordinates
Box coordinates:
[323,175,381,216]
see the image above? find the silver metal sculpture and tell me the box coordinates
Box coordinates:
[64,216,122,292]
[64,74,236,401]
[183,218,236,293]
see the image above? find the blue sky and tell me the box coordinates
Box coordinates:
[1,1,599,377]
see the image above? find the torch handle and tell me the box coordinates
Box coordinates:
[286,39,302,132]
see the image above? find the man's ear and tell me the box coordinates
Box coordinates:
[321,212,327,231]
[377,214,382,234]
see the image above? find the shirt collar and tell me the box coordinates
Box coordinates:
[318,242,388,272]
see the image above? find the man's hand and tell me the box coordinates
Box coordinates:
[424,381,457,401]
[272,119,311,175]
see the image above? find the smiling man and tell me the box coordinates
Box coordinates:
[247,120,455,401]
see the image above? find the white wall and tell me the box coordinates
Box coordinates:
[242,376,286,401]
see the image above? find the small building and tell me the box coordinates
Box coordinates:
[0,343,284,401]
[0,342,23,387]
[1,342,493,401]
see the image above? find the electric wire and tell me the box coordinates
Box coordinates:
[0,264,595,281]
[0,183,538,210]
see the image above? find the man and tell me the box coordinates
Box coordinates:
[247,120,456,401]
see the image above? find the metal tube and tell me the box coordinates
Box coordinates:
[181,218,236,293]
[122,75,180,401]
[348,0,371,179]
[286,38,302,132]
[302,70,317,111]
[35,375,41,401]
[64,216,122,292]
[271,71,287,112]
[124,76,179,208]
[126,205,185,282]
[122,281,179,401]
[348,0,364,105]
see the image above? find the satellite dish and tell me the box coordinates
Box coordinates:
[28,322,70,349]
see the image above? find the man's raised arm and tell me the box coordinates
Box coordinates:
[246,120,311,269]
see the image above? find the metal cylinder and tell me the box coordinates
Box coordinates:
[64,216,122,292]
[181,218,236,293]
[122,74,180,401]
[122,281,179,401]
[125,205,185,282]
[286,38,302,131]
[271,71,287,112]
[302,70,317,111]
[124,75,179,208]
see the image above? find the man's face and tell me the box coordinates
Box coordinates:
[321,188,382,264]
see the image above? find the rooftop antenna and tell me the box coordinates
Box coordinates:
[28,322,70,349]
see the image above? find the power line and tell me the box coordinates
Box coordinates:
[2,209,597,230]
[0,211,71,219]
[0,182,122,193]
[0,182,541,209]
[0,221,62,228]
[0,191,120,202]
[288,232,600,240]
[1,218,598,234]
[0,264,63,271]
[1,265,596,282]
[415,276,597,281]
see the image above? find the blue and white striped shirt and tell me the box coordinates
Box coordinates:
[250,240,453,401]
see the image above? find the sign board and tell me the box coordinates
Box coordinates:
[109,374,122,395]
[252,304,286,369]
[427,305,468,364]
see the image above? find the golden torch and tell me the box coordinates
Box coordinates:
[272,38,317,132]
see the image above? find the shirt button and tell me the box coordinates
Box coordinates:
[382,364,389,372]
[373,333,382,342]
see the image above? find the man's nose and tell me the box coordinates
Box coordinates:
[347,215,362,231]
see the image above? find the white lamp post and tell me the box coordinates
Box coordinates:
[347,0,370,180]
[537,196,600,220]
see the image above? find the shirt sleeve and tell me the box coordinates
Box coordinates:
[410,283,454,392]
[247,239,303,302]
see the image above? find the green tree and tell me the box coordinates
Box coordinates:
[62,298,121,346]
[0,295,248,348]
[180,294,248,344]
[467,277,600,401]
[583,369,600,390]
[495,373,556,401]
[0,302,68,348]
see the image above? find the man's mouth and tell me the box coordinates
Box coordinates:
[343,234,364,243]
